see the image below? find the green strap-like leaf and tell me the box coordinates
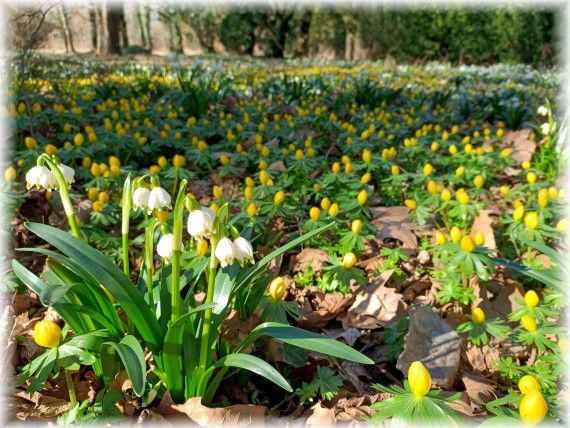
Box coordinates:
[238,322,373,364]
[216,353,292,391]
[103,336,147,397]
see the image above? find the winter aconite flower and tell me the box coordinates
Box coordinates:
[351,219,362,234]
[147,186,172,214]
[518,375,541,395]
[132,187,151,211]
[408,361,431,398]
[450,227,462,243]
[269,277,286,300]
[524,212,539,230]
[310,207,321,221]
[405,199,417,210]
[524,290,539,308]
[233,237,254,266]
[521,315,538,332]
[460,236,475,253]
[471,307,486,324]
[215,237,235,267]
[519,390,548,426]
[187,207,216,240]
[342,252,357,268]
[34,320,63,349]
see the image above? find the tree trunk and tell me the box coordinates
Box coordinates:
[295,10,312,57]
[145,6,152,52]
[106,2,122,54]
[137,4,148,49]
[97,5,105,54]
[120,10,129,49]
[174,20,183,53]
[58,5,76,53]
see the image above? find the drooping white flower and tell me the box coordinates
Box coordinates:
[147,186,172,214]
[26,165,56,190]
[187,207,216,240]
[233,237,254,266]
[156,233,181,263]
[537,105,548,116]
[132,187,151,211]
[215,237,235,268]
[57,164,75,188]
[541,122,550,136]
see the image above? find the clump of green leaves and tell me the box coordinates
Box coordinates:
[295,366,343,405]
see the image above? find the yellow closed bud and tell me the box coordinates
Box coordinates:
[34,320,63,349]
[345,162,353,173]
[408,361,432,398]
[259,170,269,185]
[90,163,101,177]
[274,190,285,205]
[341,155,350,164]
[158,156,167,168]
[449,144,458,155]
[173,155,186,168]
[464,143,473,154]
[155,210,169,223]
[537,192,548,208]
[526,172,537,185]
[548,187,558,198]
[423,163,433,176]
[521,315,538,332]
[259,160,268,170]
[456,166,465,177]
[149,165,160,175]
[524,212,539,230]
[328,203,339,218]
[210,203,220,213]
[93,200,103,212]
[342,252,357,268]
[391,165,400,176]
[212,185,223,200]
[426,181,438,194]
[245,177,255,188]
[98,191,110,204]
[247,203,257,217]
[357,189,368,205]
[332,162,341,173]
[500,148,511,158]
[25,136,38,150]
[88,187,99,200]
[519,390,548,426]
[361,172,372,184]
[461,235,475,253]
[17,159,26,168]
[522,161,531,170]
[313,183,320,192]
[321,197,331,211]
[351,219,363,234]
[269,277,286,300]
[524,290,539,308]
[362,149,372,163]
[556,218,568,232]
[474,232,485,246]
[110,165,120,177]
[450,226,462,243]
[471,307,486,324]
[513,206,525,222]
[518,375,541,395]
[473,175,484,188]
[500,185,509,196]
[45,143,58,155]
[441,189,451,202]
[435,231,447,245]
[309,207,321,221]
[198,141,208,152]
[196,239,209,256]
[458,192,470,205]
[431,142,439,152]
[4,167,16,182]
[405,199,417,210]
[296,149,304,160]
[74,133,84,146]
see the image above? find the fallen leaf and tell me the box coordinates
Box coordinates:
[397,306,461,389]
[499,129,537,164]
[338,270,407,330]
[13,390,69,419]
[289,248,330,276]
[303,402,336,427]
[221,309,260,352]
[322,327,363,347]
[370,206,418,250]
[109,370,138,417]
[296,287,355,330]
[268,160,287,172]
[333,393,390,423]
[339,361,373,396]
[470,210,497,251]
[462,373,498,412]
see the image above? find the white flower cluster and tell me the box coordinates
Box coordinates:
[132,186,172,215]
[26,164,75,190]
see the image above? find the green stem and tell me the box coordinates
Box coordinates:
[65,368,77,406]
[462,271,468,290]
[122,233,130,277]
[171,179,188,322]
[197,236,218,396]
[121,174,132,276]
[144,225,155,311]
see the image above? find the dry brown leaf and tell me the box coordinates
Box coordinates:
[322,327,363,347]
[289,248,330,276]
[268,160,287,171]
[333,393,389,423]
[303,402,336,427]
[499,129,537,164]
[370,206,418,249]
[296,287,355,330]
[490,282,525,319]
[338,270,407,330]
[109,370,138,416]
[462,373,498,412]
[339,361,373,396]
[471,210,497,251]
[221,309,260,352]
[13,390,69,419]
[504,166,522,177]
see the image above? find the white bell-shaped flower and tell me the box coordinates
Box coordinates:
[215,237,235,268]
[541,122,550,136]
[26,165,56,190]
[132,187,151,211]
[187,207,216,240]
[233,237,254,266]
[57,164,75,188]
[147,186,172,214]
[156,233,181,263]
[537,105,548,116]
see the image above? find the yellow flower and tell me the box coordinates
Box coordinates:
[173,155,186,168]
[408,361,432,398]
[522,161,531,170]
[93,201,104,212]
[362,149,372,163]
[435,231,447,245]
[74,133,84,146]
[431,141,439,152]
[158,156,167,168]
[458,192,470,205]
[460,236,475,253]
[320,197,331,211]
[441,189,451,202]
[25,137,37,150]
[450,227,462,243]
[149,165,160,175]
[88,187,99,200]
[391,165,400,176]
[196,239,209,256]
[521,315,538,332]
[471,307,486,324]
[313,183,321,192]
[473,175,484,188]
[34,320,62,348]
[342,252,357,268]
[474,232,485,246]
[361,172,372,184]
[4,167,16,182]
[423,163,433,176]
[274,190,285,205]
[90,163,101,177]
[518,375,541,395]
[269,277,287,300]
[98,191,110,204]
[45,143,58,155]
[449,144,458,155]
[155,210,169,223]
[500,148,511,158]
[548,187,558,198]
[332,162,341,173]
[519,390,548,426]
[405,199,417,210]
[427,181,439,194]
[557,218,567,232]
[500,185,510,196]
[351,219,363,234]
[328,203,339,218]
[259,170,269,185]
[310,207,321,221]
[455,166,465,177]
[513,206,525,222]
[524,212,539,230]
[526,172,537,185]
[357,190,368,205]
[524,290,539,308]
[247,203,257,217]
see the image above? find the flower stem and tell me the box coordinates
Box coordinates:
[171,179,188,322]
[121,174,132,276]
[197,236,217,396]
[65,368,77,406]
[144,224,155,311]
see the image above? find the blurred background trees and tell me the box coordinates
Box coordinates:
[5,2,560,66]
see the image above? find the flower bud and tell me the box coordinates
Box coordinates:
[269,277,286,300]
[441,189,451,202]
[342,252,357,268]
[471,307,485,324]
[557,218,567,232]
[423,163,433,176]
[474,232,485,246]
[320,197,331,211]
[526,172,537,185]
[247,203,257,217]
[519,390,548,426]
[450,227,462,243]
[173,154,186,168]
[274,190,285,205]
[473,175,484,188]
[513,206,525,222]
[332,162,341,173]
[548,187,558,198]
[4,167,16,182]
[435,231,447,245]
[461,236,475,253]
[328,203,339,218]
[357,190,368,205]
[405,199,417,210]
[500,185,509,196]
[158,156,167,168]
[524,290,539,308]
[518,375,541,395]
[521,315,538,332]
[25,137,38,150]
[458,192,470,205]
[427,181,439,194]
[362,149,372,163]
[213,185,224,200]
[391,165,400,176]
[408,361,431,398]
[34,320,62,349]
[524,212,539,230]
[351,219,363,234]
[309,207,321,221]
[313,183,321,192]
[361,172,372,184]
